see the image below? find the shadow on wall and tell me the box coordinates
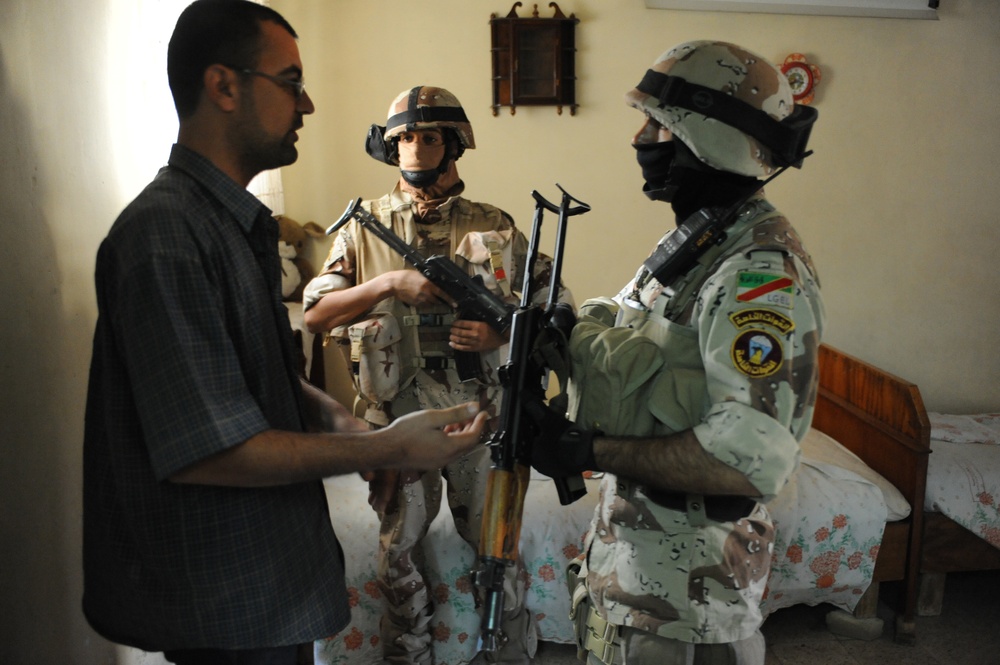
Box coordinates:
[0,43,104,664]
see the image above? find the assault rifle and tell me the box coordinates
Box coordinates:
[473,185,590,654]
[327,198,515,382]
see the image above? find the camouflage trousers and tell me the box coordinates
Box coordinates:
[575,602,764,665]
[569,568,764,665]
[376,442,537,665]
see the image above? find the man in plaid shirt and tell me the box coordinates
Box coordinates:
[82,3,485,664]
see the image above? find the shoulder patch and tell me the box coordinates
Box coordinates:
[736,272,794,309]
[731,329,784,378]
[729,308,795,335]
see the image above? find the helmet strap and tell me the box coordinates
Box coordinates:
[401,159,461,196]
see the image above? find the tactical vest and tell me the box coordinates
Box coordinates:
[334,194,518,423]
[567,199,816,439]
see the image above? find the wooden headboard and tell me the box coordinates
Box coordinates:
[812,343,930,505]
[810,343,930,639]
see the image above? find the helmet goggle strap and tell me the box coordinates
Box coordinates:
[636,70,818,168]
[385,105,469,132]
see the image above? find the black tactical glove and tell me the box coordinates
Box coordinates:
[522,397,600,478]
[544,301,577,341]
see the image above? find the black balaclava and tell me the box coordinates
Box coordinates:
[635,138,761,222]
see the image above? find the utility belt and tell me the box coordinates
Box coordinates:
[402,313,460,371]
[620,479,756,526]
[643,489,757,524]
[401,312,456,328]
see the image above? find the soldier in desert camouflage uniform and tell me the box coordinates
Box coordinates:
[303,86,570,665]
[524,41,824,665]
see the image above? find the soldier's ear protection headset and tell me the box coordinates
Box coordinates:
[365,124,398,165]
[635,70,818,168]
[365,104,471,167]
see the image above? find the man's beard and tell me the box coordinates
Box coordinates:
[233,105,300,176]
[241,131,298,175]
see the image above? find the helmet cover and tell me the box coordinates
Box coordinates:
[626,41,798,177]
[383,86,475,150]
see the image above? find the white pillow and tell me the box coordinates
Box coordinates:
[929,412,1000,445]
[800,427,911,521]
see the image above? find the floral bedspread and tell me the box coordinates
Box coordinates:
[316,473,596,665]
[761,458,887,615]
[925,413,1000,549]
[316,441,893,664]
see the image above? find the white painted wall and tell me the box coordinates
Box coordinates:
[276,0,1000,414]
[0,0,997,662]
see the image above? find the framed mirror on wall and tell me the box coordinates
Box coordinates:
[490,3,580,116]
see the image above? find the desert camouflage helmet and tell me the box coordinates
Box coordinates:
[626,40,816,177]
[383,86,475,150]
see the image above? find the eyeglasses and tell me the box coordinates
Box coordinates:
[236,68,307,100]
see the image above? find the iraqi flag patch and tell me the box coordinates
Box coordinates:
[736,272,794,309]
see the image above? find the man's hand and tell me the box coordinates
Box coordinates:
[449,319,506,353]
[384,402,488,471]
[543,301,577,341]
[522,398,600,478]
[390,270,456,308]
[366,468,398,513]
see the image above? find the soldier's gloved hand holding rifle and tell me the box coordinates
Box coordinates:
[521,397,601,478]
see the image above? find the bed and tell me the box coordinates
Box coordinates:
[804,344,929,642]
[313,343,930,663]
[917,412,1000,616]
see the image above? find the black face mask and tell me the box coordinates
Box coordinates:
[400,168,442,189]
[636,139,761,219]
[634,141,679,202]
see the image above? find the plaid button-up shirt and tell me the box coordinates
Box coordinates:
[83,144,349,650]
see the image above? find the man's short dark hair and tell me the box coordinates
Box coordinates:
[167,0,298,119]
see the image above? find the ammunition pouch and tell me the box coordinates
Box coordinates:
[338,312,403,405]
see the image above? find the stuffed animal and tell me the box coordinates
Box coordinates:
[277,216,325,302]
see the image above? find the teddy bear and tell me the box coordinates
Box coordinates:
[277,215,326,302]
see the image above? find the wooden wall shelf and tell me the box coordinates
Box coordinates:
[490,3,579,116]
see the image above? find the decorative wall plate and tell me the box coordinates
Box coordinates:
[781,53,821,105]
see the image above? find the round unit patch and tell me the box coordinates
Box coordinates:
[731,329,783,378]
